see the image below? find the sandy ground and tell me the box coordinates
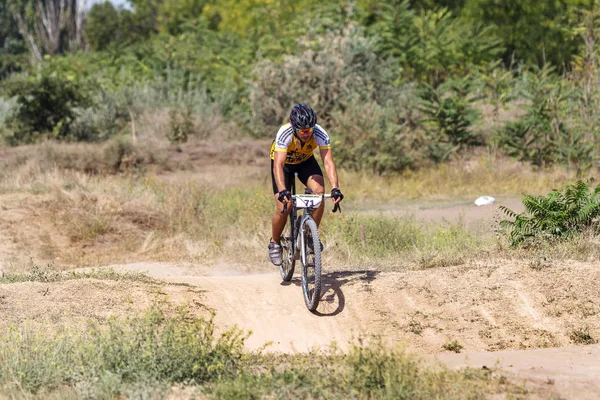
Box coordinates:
[430,344,600,400]
[74,261,598,399]
[1,187,598,399]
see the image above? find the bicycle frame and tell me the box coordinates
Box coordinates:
[285,174,331,264]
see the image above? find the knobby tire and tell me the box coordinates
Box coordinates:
[279,227,295,282]
[301,218,322,311]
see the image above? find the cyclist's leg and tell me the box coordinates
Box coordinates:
[306,175,325,226]
[272,193,291,242]
[297,157,325,226]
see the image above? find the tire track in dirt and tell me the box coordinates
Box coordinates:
[108,262,600,398]
[161,272,376,352]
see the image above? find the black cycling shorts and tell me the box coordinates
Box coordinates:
[271,156,323,194]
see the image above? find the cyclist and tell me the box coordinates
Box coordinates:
[268,103,344,265]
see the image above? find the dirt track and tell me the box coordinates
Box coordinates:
[1,189,599,399]
[101,261,600,399]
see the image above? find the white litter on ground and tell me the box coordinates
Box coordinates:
[474,196,495,206]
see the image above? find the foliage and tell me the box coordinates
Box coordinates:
[0,316,521,399]
[0,264,155,284]
[418,76,484,162]
[330,96,427,174]
[364,1,503,85]
[84,2,142,51]
[460,0,591,69]
[8,0,86,60]
[167,107,194,144]
[499,65,598,171]
[0,303,246,394]
[211,338,519,399]
[1,67,94,144]
[442,340,464,353]
[3,0,600,175]
[476,59,517,119]
[499,180,600,246]
[249,27,398,132]
[0,0,28,77]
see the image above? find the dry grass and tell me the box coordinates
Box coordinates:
[0,139,597,271]
[0,136,271,189]
[341,153,580,205]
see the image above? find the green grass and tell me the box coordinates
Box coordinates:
[322,213,489,269]
[0,304,246,398]
[0,308,526,399]
[0,264,156,284]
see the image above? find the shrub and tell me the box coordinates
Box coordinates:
[1,69,94,145]
[367,3,503,85]
[442,340,464,353]
[499,180,600,246]
[330,96,428,174]
[249,27,399,133]
[0,304,246,394]
[569,327,597,345]
[167,108,194,144]
[418,76,484,162]
[498,65,596,170]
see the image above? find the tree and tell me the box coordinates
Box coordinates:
[0,0,28,76]
[84,1,143,51]
[9,0,86,61]
[461,0,591,69]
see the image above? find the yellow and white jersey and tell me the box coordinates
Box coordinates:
[269,123,331,164]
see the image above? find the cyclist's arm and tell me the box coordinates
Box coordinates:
[273,151,288,195]
[320,148,340,195]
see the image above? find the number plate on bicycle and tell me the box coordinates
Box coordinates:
[294,194,323,209]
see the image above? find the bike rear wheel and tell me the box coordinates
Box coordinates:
[301,218,322,311]
[279,236,295,282]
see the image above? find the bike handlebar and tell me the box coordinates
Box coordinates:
[281,194,342,214]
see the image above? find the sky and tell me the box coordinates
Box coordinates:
[87,0,131,9]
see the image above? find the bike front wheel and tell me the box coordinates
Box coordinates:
[301,218,322,311]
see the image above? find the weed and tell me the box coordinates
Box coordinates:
[500,180,600,247]
[0,304,246,395]
[442,340,464,353]
[569,327,597,345]
[407,320,423,335]
[167,108,194,144]
[211,338,523,399]
[0,263,155,284]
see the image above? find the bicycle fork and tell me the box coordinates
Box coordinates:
[294,215,306,263]
[296,216,313,266]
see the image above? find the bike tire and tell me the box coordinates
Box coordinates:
[279,235,295,281]
[301,218,322,311]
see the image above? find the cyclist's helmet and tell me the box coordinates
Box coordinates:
[290,103,317,130]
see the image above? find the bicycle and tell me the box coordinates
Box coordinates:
[279,173,340,311]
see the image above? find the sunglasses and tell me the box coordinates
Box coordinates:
[297,127,314,135]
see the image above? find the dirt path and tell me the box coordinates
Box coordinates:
[431,344,600,399]
[107,261,600,399]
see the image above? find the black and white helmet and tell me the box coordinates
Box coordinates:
[290,103,317,130]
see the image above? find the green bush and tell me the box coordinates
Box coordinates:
[500,180,600,246]
[418,76,484,162]
[249,27,399,133]
[330,97,427,174]
[498,65,596,170]
[365,3,503,85]
[0,304,246,394]
[2,69,94,145]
